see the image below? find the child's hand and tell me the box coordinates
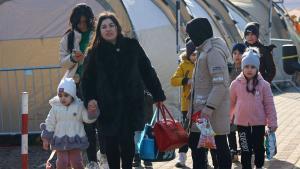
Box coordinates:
[42,139,49,150]
[88,99,98,114]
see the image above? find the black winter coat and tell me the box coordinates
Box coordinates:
[245,41,276,83]
[81,36,166,136]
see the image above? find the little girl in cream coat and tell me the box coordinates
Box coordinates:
[40,78,98,169]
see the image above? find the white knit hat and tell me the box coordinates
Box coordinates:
[57,78,76,99]
[242,49,260,70]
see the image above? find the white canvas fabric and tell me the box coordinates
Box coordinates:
[0,0,104,40]
[123,0,185,117]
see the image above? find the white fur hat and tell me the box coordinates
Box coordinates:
[57,78,76,99]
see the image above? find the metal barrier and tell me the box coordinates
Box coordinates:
[271,39,300,92]
[0,65,63,134]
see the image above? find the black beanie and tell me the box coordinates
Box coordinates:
[244,22,259,38]
[186,18,213,47]
[232,43,246,54]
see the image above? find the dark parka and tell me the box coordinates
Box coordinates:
[245,41,276,83]
[244,22,276,83]
[81,36,166,136]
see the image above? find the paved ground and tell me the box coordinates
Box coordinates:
[0,90,300,169]
[151,91,300,169]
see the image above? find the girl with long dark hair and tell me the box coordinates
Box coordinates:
[59,3,102,169]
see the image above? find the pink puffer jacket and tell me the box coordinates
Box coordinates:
[230,73,277,128]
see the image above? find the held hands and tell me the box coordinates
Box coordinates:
[88,100,98,115]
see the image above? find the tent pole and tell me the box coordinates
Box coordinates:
[268,0,273,45]
[176,0,182,113]
[176,0,180,54]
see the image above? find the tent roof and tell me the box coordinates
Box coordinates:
[0,0,104,41]
[122,0,170,31]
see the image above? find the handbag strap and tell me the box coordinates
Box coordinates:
[161,104,175,122]
[157,104,175,123]
[138,108,158,149]
[150,107,158,126]
[157,105,166,122]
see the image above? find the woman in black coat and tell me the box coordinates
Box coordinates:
[81,12,166,169]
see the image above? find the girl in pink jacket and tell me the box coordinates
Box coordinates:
[230,49,278,169]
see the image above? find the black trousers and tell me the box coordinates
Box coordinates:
[227,130,238,152]
[179,111,189,153]
[210,148,219,168]
[105,131,135,169]
[189,132,231,169]
[84,122,106,162]
[237,125,265,169]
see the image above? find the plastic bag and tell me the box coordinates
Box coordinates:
[196,118,216,149]
[265,131,277,160]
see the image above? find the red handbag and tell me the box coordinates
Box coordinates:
[153,104,189,151]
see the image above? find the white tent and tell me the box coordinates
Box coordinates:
[1,0,299,134]
[0,0,106,134]
[122,0,184,117]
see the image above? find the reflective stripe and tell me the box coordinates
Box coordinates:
[212,76,224,82]
[282,55,298,60]
[195,95,206,104]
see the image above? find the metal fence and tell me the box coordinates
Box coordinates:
[0,65,63,134]
[271,39,300,92]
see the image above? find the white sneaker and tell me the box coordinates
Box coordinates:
[97,151,109,169]
[175,153,187,168]
[97,150,102,162]
[86,161,100,169]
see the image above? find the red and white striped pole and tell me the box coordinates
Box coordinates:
[21,92,28,169]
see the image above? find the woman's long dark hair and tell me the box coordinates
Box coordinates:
[66,3,95,52]
[245,71,259,95]
[89,12,123,50]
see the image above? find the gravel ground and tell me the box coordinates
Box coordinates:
[0,145,93,169]
[0,146,51,169]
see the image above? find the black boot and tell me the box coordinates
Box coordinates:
[133,154,142,167]
[144,160,153,168]
[231,150,239,162]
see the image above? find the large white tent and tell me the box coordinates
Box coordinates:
[0,0,106,134]
[0,0,299,134]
